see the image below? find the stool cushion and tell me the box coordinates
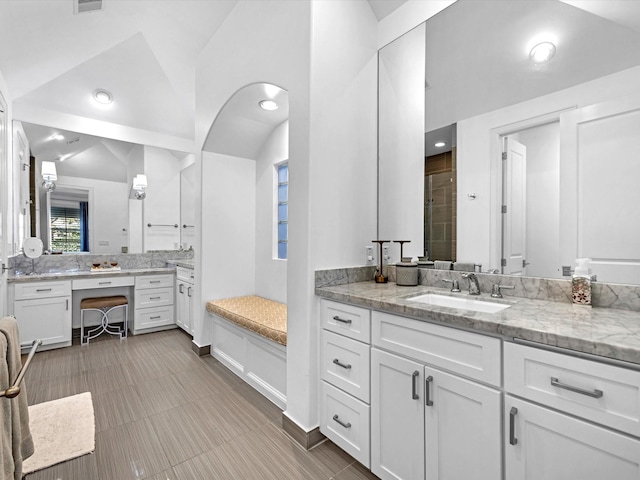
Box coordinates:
[81,296,128,309]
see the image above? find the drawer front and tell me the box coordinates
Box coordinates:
[135,274,174,289]
[73,276,135,290]
[320,381,370,468]
[320,299,371,343]
[321,330,371,402]
[372,310,501,386]
[134,305,174,330]
[176,266,195,282]
[13,280,71,300]
[135,287,174,308]
[505,342,640,437]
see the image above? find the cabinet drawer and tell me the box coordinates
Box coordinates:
[176,266,194,282]
[135,274,174,289]
[320,299,371,343]
[372,310,501,386]
[73,276,134,290]
[320,381,370,468]
[321,330,370,403]
[13,280,71,300]
[135,287,174,308]
[505,342,640,437]
[134,305,174,330]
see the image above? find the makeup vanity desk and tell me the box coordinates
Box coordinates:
[7,267,176,351]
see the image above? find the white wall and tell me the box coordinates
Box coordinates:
[0,68,12,316]
[202,152,256,298]
[127,144,144,253]
[255,120,288,304]
[180,157,196,250]
[55,175,129,254]
[457,65,640,271]
[377,0,454,48]
[143,145,181,251]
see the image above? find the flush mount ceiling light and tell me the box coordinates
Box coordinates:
[259,100,278,111]
[50,133,64,141]
[529,41,556,64]
[93,89,113,105]
[434,142,446,148]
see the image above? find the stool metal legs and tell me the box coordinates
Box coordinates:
[81,304,128,345]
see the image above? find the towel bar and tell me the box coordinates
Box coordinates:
[1,339,42,399]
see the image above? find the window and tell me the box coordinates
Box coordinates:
[277,163,288,259]
[50,201,89,252]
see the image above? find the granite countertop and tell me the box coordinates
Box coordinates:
[8,267,176,283]
[316,281,640,365]
[167,259,195,269]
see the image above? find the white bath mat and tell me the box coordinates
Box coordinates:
[22,392,95,475]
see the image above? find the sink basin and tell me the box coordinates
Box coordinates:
[408,293,511,314]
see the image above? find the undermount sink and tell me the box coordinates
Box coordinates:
[408,293,511,314]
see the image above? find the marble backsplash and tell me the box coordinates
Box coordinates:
[315,265,640,312]
[9,249,194,276]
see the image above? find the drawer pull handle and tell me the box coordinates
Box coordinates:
[550,377,603,398]
[150,280,161,284]
[179,284,184,294]
[187,287,192,297]
[411,370,420,400]
[332,358,352,370]
[150,296,161,300]
[509,407,518,445]
[99,281,112,285]
[332,414,351,429]
[150,315,161,320]
[425,375,433,406]
[333,315,352,325]
[36,288,52,292]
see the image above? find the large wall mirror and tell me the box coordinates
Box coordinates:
[14,121,195,255]
[378,0,640,285]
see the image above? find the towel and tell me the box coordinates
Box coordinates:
[0,317,34,480]
[434,261,453,270]
[453,262,476,272]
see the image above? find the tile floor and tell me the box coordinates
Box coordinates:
[23,329,378,480]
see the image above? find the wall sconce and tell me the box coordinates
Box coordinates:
[132,174,147,200]
[41,161,57,192]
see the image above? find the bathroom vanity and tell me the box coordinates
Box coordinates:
[316,276,640,480]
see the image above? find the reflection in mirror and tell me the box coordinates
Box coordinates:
[379,0,640,284]
[16,121,194,254]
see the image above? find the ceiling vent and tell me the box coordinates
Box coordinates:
[74,0,103,15]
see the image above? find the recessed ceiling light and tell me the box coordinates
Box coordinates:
[529,41,556,63]
[434,142,446,148]
[93,89,113,105]
[51,134,64,141]
[259,100,278,111]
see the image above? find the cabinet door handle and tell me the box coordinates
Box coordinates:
[332,414,351,429]
[509,407,518,445]
[425,375,434,406]
[187,287,192,297]
[550,377,603,398]
[66,299,69,310]
[332,315,352,325]
[36,288,52,292]
[179,284,184,294]
[411,370,420,400]
[332,358,352,370]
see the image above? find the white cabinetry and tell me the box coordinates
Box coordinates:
[133,274,175,334]
[176,266,194,334]
[12,280,72,350]
[319,299,371,467]
[370,310,502,480]
[504,342,640,480]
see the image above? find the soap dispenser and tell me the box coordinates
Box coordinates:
[572,258,592,306]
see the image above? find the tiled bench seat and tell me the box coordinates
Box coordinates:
[206,295,287,409]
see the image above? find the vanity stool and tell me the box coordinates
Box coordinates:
[80,295,128,345]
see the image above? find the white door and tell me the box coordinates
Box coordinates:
[425,367,502,480]
[505,396,640,480]
[0,93,8,316]
[371,348,425,480]
[502,136,527,275]
[560,97,640,284]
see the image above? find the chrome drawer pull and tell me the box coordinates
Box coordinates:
[150,315,161,320]
[411,370,420,400]
[99,281,112,285]
[150,296,161,300]
[332,358,352,370]
[332,414,351,429]
[150,280,161,284]
[425,375,433,406]
[333,315,352,325]
[550,377,603,398]
[509,407,518,445]
[36,288,52,292]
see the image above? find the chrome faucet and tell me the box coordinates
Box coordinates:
[441,278,461,292]
[462,273,481,295]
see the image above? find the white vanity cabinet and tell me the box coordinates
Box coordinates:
[370,310,502,480]
[319,299,371,467]
[504,342,640,480]
[133,274,175,333]
[11,280,72,350]
[175,266,194,334]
